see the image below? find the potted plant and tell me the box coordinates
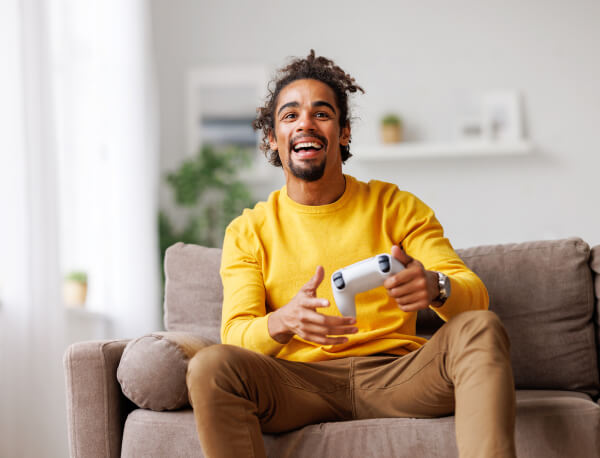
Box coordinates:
[158,144,256,283]
[381,114,403,144]
[63,271,88,307]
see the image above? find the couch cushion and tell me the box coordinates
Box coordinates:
[419,238,599,395]
[460,238,598,396]
[117,332,213,411]
[164,243,223,342]
[590,245,600,376]
[121,391,600,458]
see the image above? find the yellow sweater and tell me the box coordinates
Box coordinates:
[220,175,488,362]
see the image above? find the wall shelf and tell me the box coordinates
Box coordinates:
[351,140,535,160]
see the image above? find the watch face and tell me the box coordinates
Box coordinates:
[438,272,450,300]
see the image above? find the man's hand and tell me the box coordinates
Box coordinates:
[268,266,358,345]
[383,245,440,312]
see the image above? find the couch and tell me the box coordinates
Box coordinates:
[64,237,600,457]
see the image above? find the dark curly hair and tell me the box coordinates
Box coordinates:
[253,50,364,167]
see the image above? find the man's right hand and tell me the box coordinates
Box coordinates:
[268,266,358,345]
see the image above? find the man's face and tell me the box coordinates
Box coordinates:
[269,79,350,182]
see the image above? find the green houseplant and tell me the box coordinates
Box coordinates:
[158,144,256,279]
[381,114,403,143]
[63,270,88,307]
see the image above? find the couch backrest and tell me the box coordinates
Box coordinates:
[164,243,223,344]
[164,238,600,397]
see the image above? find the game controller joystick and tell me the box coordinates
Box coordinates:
[331,254,405,317]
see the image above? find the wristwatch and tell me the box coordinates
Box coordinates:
[433,271,451,306]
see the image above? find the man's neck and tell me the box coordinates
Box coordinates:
[285,172,346,206]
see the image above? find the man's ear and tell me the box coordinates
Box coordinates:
[268,129,278,151]
[340,122,351,146]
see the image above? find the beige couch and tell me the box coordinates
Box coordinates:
[64,238,600,457]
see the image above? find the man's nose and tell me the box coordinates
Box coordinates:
[296,112,316,131]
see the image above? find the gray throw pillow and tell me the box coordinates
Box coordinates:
[117,332,214,411]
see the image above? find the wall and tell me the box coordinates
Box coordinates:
[150,0,600,249]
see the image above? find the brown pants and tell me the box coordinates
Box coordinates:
[187,310,516,458]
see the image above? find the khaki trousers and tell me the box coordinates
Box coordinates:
[187,310,516,458]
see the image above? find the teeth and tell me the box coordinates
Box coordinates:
[294,142,322,151]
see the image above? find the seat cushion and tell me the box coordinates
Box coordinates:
[121,390,600,458]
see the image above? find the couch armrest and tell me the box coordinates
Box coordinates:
[63,339,135,458]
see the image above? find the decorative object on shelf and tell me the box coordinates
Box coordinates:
[481,90,524,142]
[63,271,88,307]
[458,116,483,141]
[380,114,403,144]
[159,144,256,281]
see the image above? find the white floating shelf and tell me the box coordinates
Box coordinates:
[352,140,535,160]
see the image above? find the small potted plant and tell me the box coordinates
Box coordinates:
[381,114,403,144]
[63,271,88,307]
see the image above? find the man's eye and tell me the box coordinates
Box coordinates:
[283,113,296,120]
[315,112,330,118]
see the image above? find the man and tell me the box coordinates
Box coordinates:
[187,50,516,458]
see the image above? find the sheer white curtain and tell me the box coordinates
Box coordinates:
[50,0,161,338]
[0,0,66,455]
[0,0,160,455]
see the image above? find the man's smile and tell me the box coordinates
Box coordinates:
[290,135,327,159]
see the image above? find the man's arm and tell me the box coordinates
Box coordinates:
[221,225,356,354]
[383,192,489,320]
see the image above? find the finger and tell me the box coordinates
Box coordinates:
[392,244,413,266]
[387,282,419,299]
[300,265,325,295]
[321,314,357,326]
[300,297,331,310]
[300,310,357,326]
[298,333,350,346]
[300,322,358,337]
[393,290,429,307]
[385,271,428,295]
[327,325,359,336]
[383,259,427,290]
[397,301,430,312]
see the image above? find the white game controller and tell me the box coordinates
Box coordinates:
[331,254,405,317]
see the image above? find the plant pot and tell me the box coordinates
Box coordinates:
[63,281,87,307]
[381,124,403,144]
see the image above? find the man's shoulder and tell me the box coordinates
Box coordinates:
[351,176,419,203]
[227,188,280,233]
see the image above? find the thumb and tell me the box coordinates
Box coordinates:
[301,265,324,295]
[392,244,413,266]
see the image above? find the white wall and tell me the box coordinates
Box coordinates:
[150,0,600,248]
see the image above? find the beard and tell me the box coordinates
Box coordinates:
[287,154,327,182]
[286,133,329,182]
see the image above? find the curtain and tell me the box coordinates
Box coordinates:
[50,0,162,338]
[0,0,160,455]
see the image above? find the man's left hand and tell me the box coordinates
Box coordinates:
[383,245,440,312]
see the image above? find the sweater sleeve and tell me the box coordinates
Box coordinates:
[397,193,489,321]
[219,221,285,355]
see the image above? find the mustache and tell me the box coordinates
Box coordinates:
[289,133,328,150]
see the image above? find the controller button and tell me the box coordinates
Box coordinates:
[333,272,345,289]
[378,256,391,273]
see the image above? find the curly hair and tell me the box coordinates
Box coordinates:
[253,50,364,167]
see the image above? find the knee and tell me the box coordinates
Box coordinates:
[186,344,249,395]
[448,310,510,353]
